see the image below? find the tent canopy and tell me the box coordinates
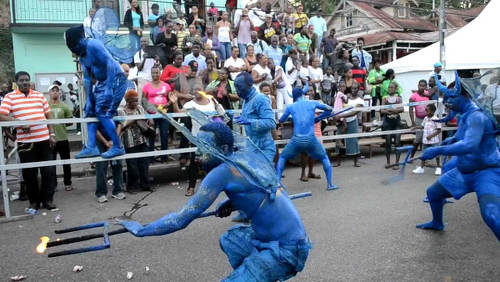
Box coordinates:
[383,0,500,74]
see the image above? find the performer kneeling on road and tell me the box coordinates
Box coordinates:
[118,122,311,281]
[276,82,339,190]
[415,72,500,242]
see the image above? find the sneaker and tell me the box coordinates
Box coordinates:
[412,166,424,174]
[76,131,81,136]
[111,192,126,200]
[372,120,378,126]
[97,195,108,203]
[435,167,442,175]
[42,202,57,211]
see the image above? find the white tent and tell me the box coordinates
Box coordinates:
[382,0,500,100]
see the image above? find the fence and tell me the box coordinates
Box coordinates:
[0,100,448,221]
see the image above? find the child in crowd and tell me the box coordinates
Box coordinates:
[409,79,430,158]
[381,81,403,169]
[300,86,322,181]
[412,104,442,175]
[324,66,335,83]
[320,67,337,106]
[207,2,219,18]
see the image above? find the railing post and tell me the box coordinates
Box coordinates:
[0,125,11,218]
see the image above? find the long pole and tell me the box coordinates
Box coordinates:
[439,0,446,69]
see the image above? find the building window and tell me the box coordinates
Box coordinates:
[345,13,353,27]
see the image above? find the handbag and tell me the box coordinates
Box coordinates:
[137,120,156,138]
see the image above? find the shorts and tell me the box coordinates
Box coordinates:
[414,117,424,144]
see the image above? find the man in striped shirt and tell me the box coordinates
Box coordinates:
[0,71,57,211]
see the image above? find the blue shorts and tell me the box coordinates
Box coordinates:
[439,167,500,200]
[281,135,327,161]
[220,224,311,282]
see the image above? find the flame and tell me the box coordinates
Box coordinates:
[36,236,50,254]
[198,91,213,99]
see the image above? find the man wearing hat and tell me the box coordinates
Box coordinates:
[258,13,279,45]
[429,62,447,85]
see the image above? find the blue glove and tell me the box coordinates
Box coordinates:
[215,199,233,218]
[234,116,251,125]
[420,146,441,161]
[116,219,145,237]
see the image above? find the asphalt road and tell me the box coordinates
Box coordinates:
[1,155,499,282]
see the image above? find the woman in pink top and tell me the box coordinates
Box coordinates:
[142,66,173,162]
[409,79,430,157]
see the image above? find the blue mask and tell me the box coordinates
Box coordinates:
[196,131,223,171]
[234,73,254,100]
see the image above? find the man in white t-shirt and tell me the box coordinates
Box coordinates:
[285,48,299,87]
[134,37,155,99]
[224,46,247,80]
[83,8,96,38]
[428,62,446,85]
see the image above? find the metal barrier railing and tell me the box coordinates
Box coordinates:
[0,100,445,219]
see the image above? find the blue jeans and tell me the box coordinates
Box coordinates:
[238,43,247,59]
[220,42,232,61]
[149,118,169,161]
[95,141,123,197]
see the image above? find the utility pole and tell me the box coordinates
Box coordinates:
[439,0,446,69]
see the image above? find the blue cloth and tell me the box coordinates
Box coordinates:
[182,53,207,75]
[85,72,128,119]
[240,88,276,161]
[439,167,500,200]
[220,42,232,62]
[351,49,372,70]
[248,40,268,55]
[220,224,311,282]
[345,120,360,155]
[264,46,283,67]
[147,14,160,23]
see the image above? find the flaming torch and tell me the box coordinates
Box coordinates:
[36,236,50,254]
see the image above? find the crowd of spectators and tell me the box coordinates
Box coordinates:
[1,1,485,215]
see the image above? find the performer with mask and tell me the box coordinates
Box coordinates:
[232,72,277,222]
[64,24,131,158]
[276,82,338,190]
[415,72,500,242]
[118,121,311,281]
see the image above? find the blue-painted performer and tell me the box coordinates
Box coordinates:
[415,72,500,242]
[232,72,277,222]
[118,121,311,281]
[65,23,132,158]
[276,83,338,190]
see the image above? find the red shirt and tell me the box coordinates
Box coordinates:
[160,65,189,89]
[352,67,367,90]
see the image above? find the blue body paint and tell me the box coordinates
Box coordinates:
[416,72,500,242]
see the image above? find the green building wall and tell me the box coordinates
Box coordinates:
[12,32,76,80]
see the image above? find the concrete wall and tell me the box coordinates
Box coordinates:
[12,32,76,80]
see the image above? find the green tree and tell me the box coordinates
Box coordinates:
[300,0,337,16]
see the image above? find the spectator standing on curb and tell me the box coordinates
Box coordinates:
[248,31,268,55]
[236,9,254,59]
[351,37,372,71]
[117,90,153,193]
[321,29,338,71]
[48,84,74,192]
[293,4,308,34]
[259,14,279,45]
[225,46,247,80]
[381,82,403,169]
[0,71,57,211]
[147,3,161,27]
[124,0,144,37]
[412,103,442,175]
[265,35,283,68]
[367,59,385,120]
[308,10,327,57]
[409,79,430,158]
[216,11,233,62]
[95,127,126,203]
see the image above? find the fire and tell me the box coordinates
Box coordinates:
[36,236,50,254]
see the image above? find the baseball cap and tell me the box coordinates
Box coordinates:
[434,62,443,68]
[47,84,60,92]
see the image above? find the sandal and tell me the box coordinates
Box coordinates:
[185,187,195,197]
[300,176,309,182]
[392,165,400,170]
[65,185,73,191]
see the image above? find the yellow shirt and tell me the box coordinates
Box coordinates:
[293,13,309,29]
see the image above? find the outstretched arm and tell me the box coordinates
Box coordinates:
[278,107,291,124]
[421,112,485,160]
[313,102,333,123]
[119,165,230,237]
